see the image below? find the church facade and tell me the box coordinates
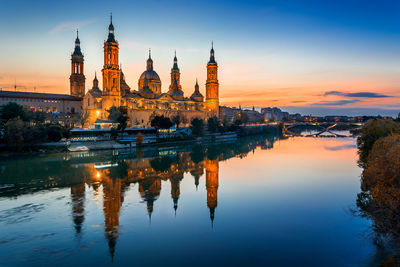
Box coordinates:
[75,16,219,128]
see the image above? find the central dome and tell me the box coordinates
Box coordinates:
[138,70,161,95]
[138,51,162,95]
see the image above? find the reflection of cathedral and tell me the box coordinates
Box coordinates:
[76,15,220,127]
[3,135,277,262]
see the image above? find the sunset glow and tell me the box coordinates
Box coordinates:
[1,0,399,115]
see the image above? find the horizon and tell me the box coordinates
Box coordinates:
[1,0,399,116]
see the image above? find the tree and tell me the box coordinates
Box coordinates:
[107,106,128,131]
[4,118,25,150]
[3,118,46,150]
[207,116,219,133]
[172,113,181,128]
[357,118,400,167]
[191,118,204,137]
[151,115,173,129]
[357,134,400,246]
[0,102,26,124]
[46,124,63,142]
[79,111,90,128]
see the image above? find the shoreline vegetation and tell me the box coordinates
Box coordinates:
[0,102,282,156]
[355,118,400,266]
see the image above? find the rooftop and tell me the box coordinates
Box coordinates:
[0,90,82,101]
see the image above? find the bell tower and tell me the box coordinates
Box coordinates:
[169,51,182,91]
[102,14,121,110]
[205,42,219,117]
[70,30,85,97]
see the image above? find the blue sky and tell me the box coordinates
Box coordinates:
[0,0,399,116]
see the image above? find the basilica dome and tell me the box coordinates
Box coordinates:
[138,51,162,95]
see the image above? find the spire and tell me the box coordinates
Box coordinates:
[93,72,99,89]
[209,41,216,63]
[76,29,80,44]
[195,78,199,91]
[107,13,116,43]
[73,29,82,55]
[172,50,179,70]
[146,49,153,71]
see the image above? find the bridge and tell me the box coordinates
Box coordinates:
[282,122,362,138]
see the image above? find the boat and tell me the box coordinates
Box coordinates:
[68,146,89,152]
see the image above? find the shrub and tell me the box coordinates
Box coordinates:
[191,118,204,137]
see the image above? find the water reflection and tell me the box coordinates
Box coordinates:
[0,135,278,261]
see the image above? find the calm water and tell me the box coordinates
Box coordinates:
[0,136,378,266]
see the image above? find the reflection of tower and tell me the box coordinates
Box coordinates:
[70,30,85,97]
[205,159,219,225]
[71,183,85,234]
[190,162,204,191]
[102,15,122,110]
[102,177,125,261]
[138,178,161,220]
[205,42,219,117]
[170,177,181,215]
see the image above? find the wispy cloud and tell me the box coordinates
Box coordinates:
[313,99,361,106]
[292,100,306,103]
[325,144,357,151]
[323,90,391,98]
[49,19,96,34]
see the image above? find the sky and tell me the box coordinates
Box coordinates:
[0,0,399,116]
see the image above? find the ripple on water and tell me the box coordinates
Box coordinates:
[0,203,45,224]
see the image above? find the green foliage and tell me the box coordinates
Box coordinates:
[357,134,400,245]
[151,115,173,129]
[172,114,181,128]
[3,118,47,150]
[357,119,400,167]
[107,106,129,131]
[191,118,204,137]
[0,102,26,124]
[207,116,219,133]
[46,124,63,142]
[79,111,90,128]
[25,109,46,123]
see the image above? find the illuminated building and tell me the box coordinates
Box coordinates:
[83,16,219,127]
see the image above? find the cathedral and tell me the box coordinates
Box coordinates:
[71,16,219,127]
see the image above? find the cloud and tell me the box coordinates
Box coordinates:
[325,144,357,151]
[49,19,96,34]
[292,100,306,103]
[323,90,391,98]
[313,99,361,106]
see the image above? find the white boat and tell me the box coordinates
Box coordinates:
[68,146,89,152]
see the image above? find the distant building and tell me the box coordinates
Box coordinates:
[0,90,82,123]
[261,107,289,122]
[220,106,264,123]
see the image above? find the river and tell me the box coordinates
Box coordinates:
[0,135,378,266]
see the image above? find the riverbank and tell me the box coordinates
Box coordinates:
[0,124,281,156]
